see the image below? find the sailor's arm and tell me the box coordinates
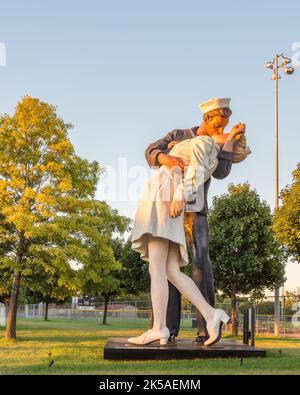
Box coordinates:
[145,129,189,170]
[212,123,245,179]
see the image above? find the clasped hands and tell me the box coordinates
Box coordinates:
[227,122,246,141]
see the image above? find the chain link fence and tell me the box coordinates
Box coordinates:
[1,297,298,336]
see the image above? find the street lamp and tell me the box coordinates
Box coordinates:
[264,53,295,336]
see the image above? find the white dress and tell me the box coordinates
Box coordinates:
[131,135,220,266]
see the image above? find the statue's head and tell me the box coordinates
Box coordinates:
[202,108,232,136]
[198,97,232,136]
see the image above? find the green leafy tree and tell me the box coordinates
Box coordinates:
[78,244,121,325]
[77,205,129,325]
[273,163,300,262]
[100,274,121,325]
[209,183,286,335]
[23,264,77,321]
[0,271,10,304]
[117,236,150,296]
[284,291,300,309]
[0,96,108,338]
[0,215,17,304]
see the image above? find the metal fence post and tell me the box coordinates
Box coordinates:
[250,308,255,347]
[243,309,249,344]
[243,308,255,346]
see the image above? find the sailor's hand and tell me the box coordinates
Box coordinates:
[228,123,246,141]
[170,199,185,217]
[158,153,189,173]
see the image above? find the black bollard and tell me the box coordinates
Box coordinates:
[243,308,255,346]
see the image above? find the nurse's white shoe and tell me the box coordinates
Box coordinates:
[127,327,170,346]
[204,309,230,347]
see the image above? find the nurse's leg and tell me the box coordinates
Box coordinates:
[149,281,181,336]
[166,241,215,323]
[148,234,170,331]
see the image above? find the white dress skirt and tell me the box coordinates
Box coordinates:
[131,135,221,267]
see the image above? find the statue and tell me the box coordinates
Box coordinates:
[129,98,251,346]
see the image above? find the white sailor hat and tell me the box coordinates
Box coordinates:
[199,97,231,115]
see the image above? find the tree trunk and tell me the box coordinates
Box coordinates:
[231,293,239,336]
[102,296,109,325]
[44,302,49,321]
[5,271,21,339]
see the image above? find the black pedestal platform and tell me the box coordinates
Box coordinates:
[104,337,266,360]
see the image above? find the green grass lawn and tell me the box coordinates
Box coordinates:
[0,318,300,375]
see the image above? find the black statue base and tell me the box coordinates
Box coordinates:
[104,337,266,360]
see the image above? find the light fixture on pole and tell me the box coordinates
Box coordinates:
[283,66,295,75]
[264,61,274,69]
[281,56,292,65]
[264,53,295,337]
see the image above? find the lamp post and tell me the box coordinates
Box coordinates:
[264,53,295,336]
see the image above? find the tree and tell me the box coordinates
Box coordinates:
[77,204,129,325]
[78,241,121,325]
[0,96,104,338]
[209,183,286,335]
[273,163,300,262]
[100,274,121,325]
[78,245,121,326]
[0,269,11,304]
[117,236,150,296]
[0,214,17,304]
[23,264,77,321]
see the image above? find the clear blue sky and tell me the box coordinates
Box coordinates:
[0,0,299,291]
